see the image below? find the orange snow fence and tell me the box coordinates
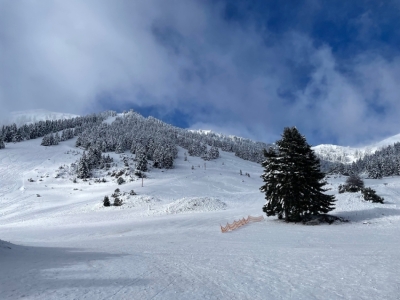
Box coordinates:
[220,215,264,233]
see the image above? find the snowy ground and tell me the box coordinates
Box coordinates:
[1,138,400,299]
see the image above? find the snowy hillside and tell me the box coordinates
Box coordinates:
[1,126,400,299]
[313,133,400,164]
[5,109,79,126]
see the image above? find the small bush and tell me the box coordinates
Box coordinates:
[134,170,146,178]
[339,184,361,193]
[117,177,125,185]
[116,170,125,177]
[347,174,364,187]
[114,188,120,193]
[339,179,384,203]
[103,196,111,207]
[113,197,123,206]
[338,174,364,193]
[129,189,136,195]
[362,187,384,203]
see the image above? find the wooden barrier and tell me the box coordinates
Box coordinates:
[220,215,264,233]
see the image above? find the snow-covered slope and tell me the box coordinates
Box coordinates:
[313,133,400,164]
[0,134,399,299]
[5,109,79,126]
[312,144,365,163]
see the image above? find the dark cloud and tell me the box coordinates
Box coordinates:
[1,1,400,146]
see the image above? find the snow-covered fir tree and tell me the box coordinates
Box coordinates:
[77,152,90,179]
[205,146,219,160]
[136,145,148,172]
[41,133,56,146]
[261,127,335,222]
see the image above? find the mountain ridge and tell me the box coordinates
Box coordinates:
[5,109,400,166]
[5,109,79,127]
[312,133,400,164]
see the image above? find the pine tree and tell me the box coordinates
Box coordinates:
[0,138,5,149]
[41,134,51,146]
[48,133,55,145]
[87,147,101,170]
[342,174,364,192]
[204,146,219,160]
[136,147,148,172]
[14,130,23,143]
[152,147,163,168]
[77,152,90,179]
[209,146,219,159]
[103,196,111,207]
[163,152,174,169]
[115,139,124,154]
[54,132,60,145]
[261,127,335,222]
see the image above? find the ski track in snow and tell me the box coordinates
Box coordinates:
[1,138,400,299]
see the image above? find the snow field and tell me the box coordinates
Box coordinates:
[0,137,400,299]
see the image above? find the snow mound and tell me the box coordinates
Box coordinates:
[152,197,227,215]
[122,195,162,208]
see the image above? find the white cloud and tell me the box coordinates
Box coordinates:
[1,1,400,146]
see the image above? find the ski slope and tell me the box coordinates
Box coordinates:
[1,137,400,299]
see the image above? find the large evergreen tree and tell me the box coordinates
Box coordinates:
[260,127,335,222]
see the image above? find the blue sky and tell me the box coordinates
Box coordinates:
[1,1,400,146]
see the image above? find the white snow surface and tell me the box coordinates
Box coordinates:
[3,109,79,126]
[1,138,400,299]
[313,133,400,163]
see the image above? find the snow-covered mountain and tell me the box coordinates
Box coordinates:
[0,110,399,299]
[5,109,79,126]
[313,133,400,164]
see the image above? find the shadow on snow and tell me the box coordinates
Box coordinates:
[0,240,150,298]
[333,207,400,222]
